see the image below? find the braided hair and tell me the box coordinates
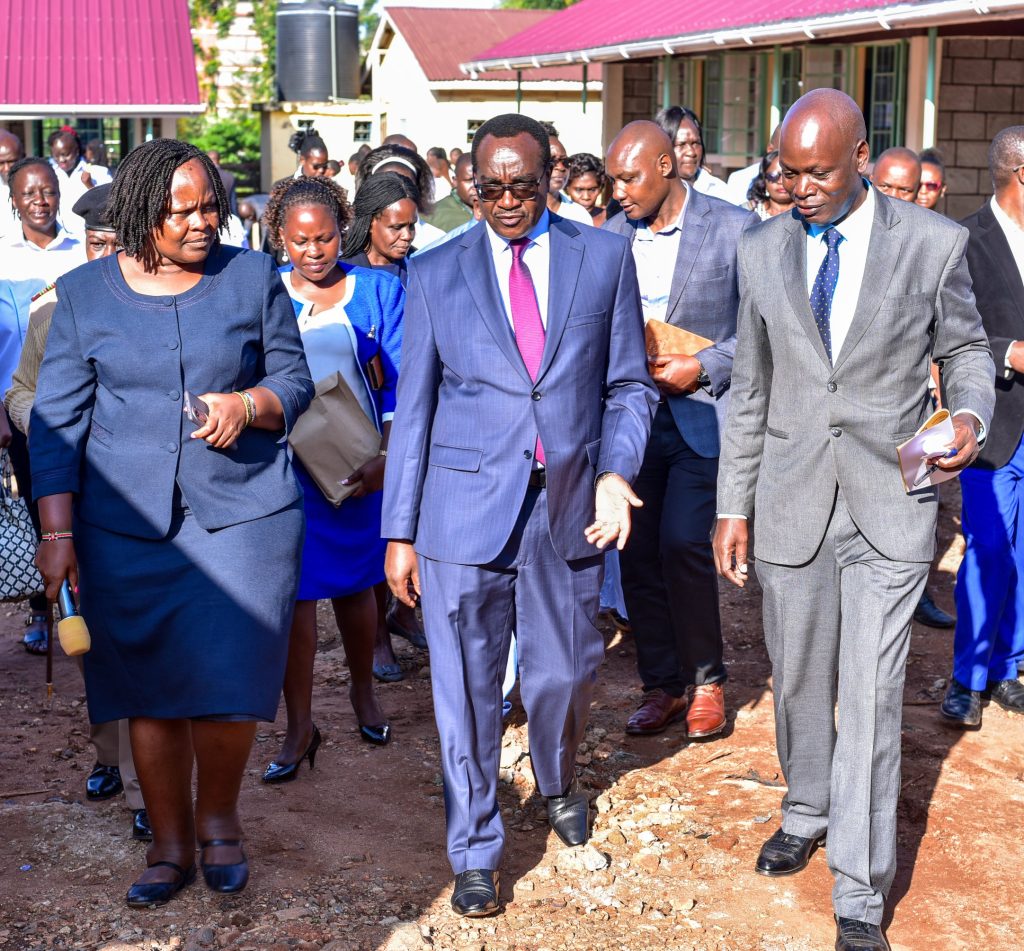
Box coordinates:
[7,156,58,198]
[343,172,413,258]
[262,175,352,251]
[106,138,229,272]
[356,144,434,213]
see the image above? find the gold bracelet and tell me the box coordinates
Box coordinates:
[234,390,256,428]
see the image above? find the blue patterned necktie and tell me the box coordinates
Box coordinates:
[809,227,843,362]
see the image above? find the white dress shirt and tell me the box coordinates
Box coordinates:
[691,169,732,202]
[0,178,15,240]
[52,158,112,235]
[485,209,550,329]
[552,193,594,227]
[0,227,86,284]
[631,184,689,324]
[414,217,446,250]
[990,195,1024,378]
[726,161,761,207]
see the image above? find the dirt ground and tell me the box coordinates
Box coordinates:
[1,483,1022,951]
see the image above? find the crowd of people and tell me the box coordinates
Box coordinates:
[0,94,1020,951]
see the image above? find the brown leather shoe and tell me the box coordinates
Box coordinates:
[625,689,688,735]
[687,683,726,738]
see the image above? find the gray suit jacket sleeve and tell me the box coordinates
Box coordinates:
[597,241,659,484]
[934,227,996,432]
[381,265,441,542]
[715,236,773,517]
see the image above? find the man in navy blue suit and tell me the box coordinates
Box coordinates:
[383,114,657,917]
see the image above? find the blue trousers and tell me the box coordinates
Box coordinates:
[952,435,1024,692]
[418,487,604,873]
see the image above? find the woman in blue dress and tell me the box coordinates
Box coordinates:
[260,175,405,782]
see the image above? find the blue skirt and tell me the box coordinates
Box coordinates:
[77,500,304,723]
[295,462,386,601]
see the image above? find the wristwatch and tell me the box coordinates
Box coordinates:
[696,360,711,390]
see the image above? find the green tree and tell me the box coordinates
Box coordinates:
[180,113,261,166]
[500,0,576,8]
[359,0,379,53]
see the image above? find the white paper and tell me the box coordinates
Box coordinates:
[897,411,958,492]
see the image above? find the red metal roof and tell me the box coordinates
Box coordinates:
[385,6,600,83]
[476,0,921,61]
[1,0,201,113]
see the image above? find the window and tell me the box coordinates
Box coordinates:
[864,42,906,155]
[353,121,371,143]
[466,119,485,144]
[804,47,849,94]
[39,117,129,166]
[778,49,803,119]
[703,52,766,162]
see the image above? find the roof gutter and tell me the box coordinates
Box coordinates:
[0,103,207,117]
[461,0,1023,74]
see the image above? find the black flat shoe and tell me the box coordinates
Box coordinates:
[913,590,955,628]
[359,723,392,746]
[86,763,124,801]
[755,828,825,876]
[940,679,982,727]
[835,915,890,950]
[372,661,404,683]
[386,605,428,650]
[125,861,196,909]
[546,776,590,847]
[200,839,249,894]
[451,869,499,917]
[262,726,321,784]
[988,678,1024,713]
[132,809,153,842]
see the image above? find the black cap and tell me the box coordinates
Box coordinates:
[71,183,114,232]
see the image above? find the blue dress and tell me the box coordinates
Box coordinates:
[280,264,405,600]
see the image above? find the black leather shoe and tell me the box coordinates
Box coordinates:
[988,678,1024,713]
[262,726,321,784]
[200,839,249,893]
[386,603,429,650]
[546,777,590,847]
[755,828,825,876]
[86,763,123,801]
[913,590,955,628]
[940,679,982,727]
[359,723,392,746]
[131,809,153,842]
[835,916,890,950]
[125,861,195,909]
[451,869,499,917]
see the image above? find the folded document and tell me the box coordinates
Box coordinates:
[897,409,958,493]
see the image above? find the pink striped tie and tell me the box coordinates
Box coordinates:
[509,237,546,465]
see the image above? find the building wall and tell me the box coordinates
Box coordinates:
[192,1,265,115]
[935,35,1024,220]
[621,62,657,126]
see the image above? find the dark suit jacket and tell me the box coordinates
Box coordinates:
[382,214,658,565]
[960,200,1024,470]
[603,187,756,457]
[30,246,314,538]
[217,167,238,215]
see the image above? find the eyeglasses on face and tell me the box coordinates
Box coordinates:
[918,181,943,193]
[475,179,541,202]
[765,171,784,184]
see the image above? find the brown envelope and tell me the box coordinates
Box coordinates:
[645,319,714,357]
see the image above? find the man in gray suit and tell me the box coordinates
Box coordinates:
[604,121,756,739]
[383,113,657,917]
[713,89,994,951]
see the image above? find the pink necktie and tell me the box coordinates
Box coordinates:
[509,237,546,465]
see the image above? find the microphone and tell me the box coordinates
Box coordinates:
[56,580,91,656]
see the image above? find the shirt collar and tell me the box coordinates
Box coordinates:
[485,208,551,256]
[991,195,1023,238]
[51,157,87,178]
[5,226,79,251]
[807,180,874,243]
[636,182,690,242]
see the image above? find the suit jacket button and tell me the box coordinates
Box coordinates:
[166,442,178,453]
[162,297,174,306]
[532,391,541,401]
[167,340,179,350]
[524,450,533,460]
[827,382,837,392]
[830,427,842,437]
[169,390,180,401]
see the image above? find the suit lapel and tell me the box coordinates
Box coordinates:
[665,190,709,325]
[782,216,832,368]
[977,202,1024,325]
[457,226,533,385]
[832,193,901,372]
[537,217,584,381]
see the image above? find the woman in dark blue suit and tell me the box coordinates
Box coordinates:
[30,140,313,908]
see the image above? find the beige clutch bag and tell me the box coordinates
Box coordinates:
[645,319,714,357]
[288,372,381,507]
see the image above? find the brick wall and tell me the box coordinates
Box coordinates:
[621,61,657,125]
[936,36,1024,219]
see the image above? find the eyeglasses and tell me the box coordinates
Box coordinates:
[918,181,943,192]
[551,157,568,169]
[475,179,541,202]
[765,171,784,184]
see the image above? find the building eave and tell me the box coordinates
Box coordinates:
[428,80,603,92]
[0,103,206,117]
[462,0,1024,72]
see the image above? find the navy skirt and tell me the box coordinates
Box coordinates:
[76,499,304,723]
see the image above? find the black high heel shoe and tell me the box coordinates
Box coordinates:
[125,860,196,908]
[261,725,321,784]
[359,722,392,746]
[199,839,249,893]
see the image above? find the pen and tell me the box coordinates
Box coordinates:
[912,447,958,488]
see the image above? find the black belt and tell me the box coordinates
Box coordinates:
[528,468,547,489]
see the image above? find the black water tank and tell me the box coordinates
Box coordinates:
[276,0,360,102]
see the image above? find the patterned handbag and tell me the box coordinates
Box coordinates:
[0,449,45,602]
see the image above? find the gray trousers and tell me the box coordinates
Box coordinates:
[418,487,604,874]
[756,490,928,925]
